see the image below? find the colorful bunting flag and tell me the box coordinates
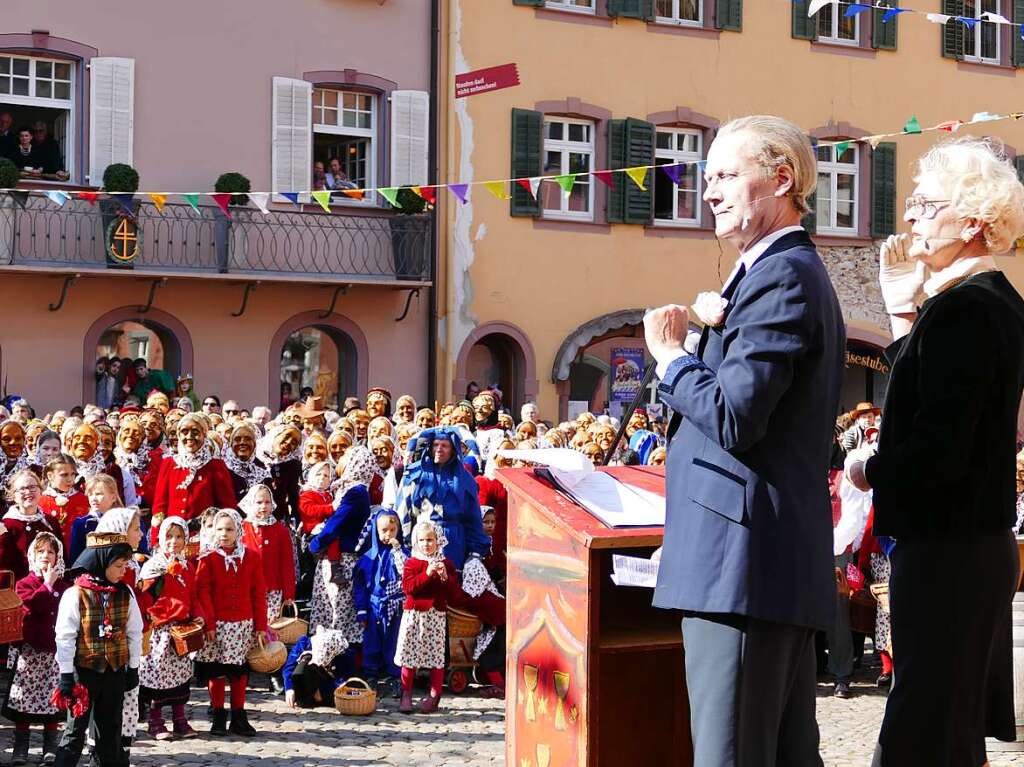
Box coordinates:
[515,179,534,196]
[281,192,301,205]
[112,194,135,214]
[660,164,685,185]
[44,190,69,208]
[414,186,437,205]
[981,11,1011,24]
[625,167,648,191]
[970,111,1001,123]
[183,193,201,212]
[882,7,907,22]
[448,184,469,204]
[311,190,332,212]
[592,170,615,188]
[378,187,400,207]
[926,13,952,25]
[554,175,575,197]
[248,192,270,214]
[903,116,922,135]
[834,141,851,158]
[484,181,511,200]
[8,191,28,210]
[147,193,167,212]
[807,0,831,17]
[211,193,232,218]
[958,16,978,29]
[844,4,871,18]
[77,191,99,205]
[936,120,963,132]
[341,189,365,201]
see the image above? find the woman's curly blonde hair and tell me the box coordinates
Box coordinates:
[915,136,1024,253]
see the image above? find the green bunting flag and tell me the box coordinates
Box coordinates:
[378,187,400,207]
[903,116,922,135]
[183,194,200,212]
[554,175,575,196]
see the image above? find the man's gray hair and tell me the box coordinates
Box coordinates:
[717,115,818,216]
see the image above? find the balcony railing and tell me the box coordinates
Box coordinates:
[0,196,433,284]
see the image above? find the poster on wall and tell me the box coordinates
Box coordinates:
[568,400,591,420]
[610,348,645,404]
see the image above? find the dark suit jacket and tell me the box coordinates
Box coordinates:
[866,271,1024,539]
[652,230,845,631]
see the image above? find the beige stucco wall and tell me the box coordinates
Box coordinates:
[439,0,1024,419]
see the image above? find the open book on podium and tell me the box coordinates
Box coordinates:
[498,455,692,767]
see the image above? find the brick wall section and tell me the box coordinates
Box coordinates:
[819,243,889,332]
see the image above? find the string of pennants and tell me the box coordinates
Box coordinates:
[804,0,1024,38]
[5,108,1024,215]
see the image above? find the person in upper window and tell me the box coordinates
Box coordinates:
[326,158,356,191]
[30,122,68,181]
[12,127,40,176]
[312,161,328,192]
[0,112,16,161]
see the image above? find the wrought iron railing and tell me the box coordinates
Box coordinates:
[0,195,433,283]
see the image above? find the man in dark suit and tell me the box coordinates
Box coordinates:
[0,112,16,161]
[645,115,846,767]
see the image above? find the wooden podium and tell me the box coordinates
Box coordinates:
[499,465,692,767]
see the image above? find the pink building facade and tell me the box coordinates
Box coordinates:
[0,0,437,414]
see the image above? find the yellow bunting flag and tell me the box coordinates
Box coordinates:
[484,181,511,200]
[148,193,167,212]
[625,167,648,191]
[311,190,331,213]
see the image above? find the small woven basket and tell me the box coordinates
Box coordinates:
[246,638,287,674]
[141,627,152,656]
[0,570,23,644]
[869,583,890,614]
[447,607,481,638]
[270,603,308,645]
[334,677,376,716]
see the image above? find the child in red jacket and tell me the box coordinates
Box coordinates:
[194,509,267,738]
[38,455,88,556]
[139,516,203,740]
[394,519,459,715]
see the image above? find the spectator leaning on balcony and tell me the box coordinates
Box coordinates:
[129,359,176,402]
[326,158,356,191]
[11,127,40,176]
[30,122,68,181]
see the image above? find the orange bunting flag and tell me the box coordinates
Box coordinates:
[341,189,365,201]
[484,181,511,200]
[147,193,167,212]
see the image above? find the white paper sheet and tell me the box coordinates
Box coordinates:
[610,554,660,588]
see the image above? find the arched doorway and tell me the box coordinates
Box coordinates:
[83,307,193,406]
[269,312,369,414]
[453,322,539,416]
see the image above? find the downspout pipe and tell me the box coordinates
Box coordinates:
[427,0,440,407]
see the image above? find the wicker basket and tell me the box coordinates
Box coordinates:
[270,603,308,645]
[170,620,206,657]
[246,638,287,674]
[447,607,482,638]
[334,677,376,716]
[870,583,890,613]
[0,570,23,644]
[141,627,152,656]
[849,588,877,636]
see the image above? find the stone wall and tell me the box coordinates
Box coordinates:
[820,243,889,332]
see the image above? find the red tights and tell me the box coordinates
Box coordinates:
[880,651,893,675]
[207,674,249,709]
[400,667,445,698]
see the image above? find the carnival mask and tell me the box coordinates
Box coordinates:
[366,392,389,419]
[395,397,415,424]
[368,417,392,442]
[351,410,370,441]
[0,423,25,459]
[626,411,648,438]
[304,438,328,465]
[452,405,474,428]
[147,393,170,414]
[70,425,99,462]
[275,427,301,458]
[594,426,616,452]
[24,423,44,454]
[139,413,164,444]
[118,419,144,452]
[371,438,395,471]
[328,432,352,463]
[498,413,514,432]
[472,393,496,425]
[232,432,256,461]
[178,423,204,454]
[415,409,436,430]
[583,442,604,463]
[96,426,115,461]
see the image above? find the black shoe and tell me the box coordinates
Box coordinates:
[42,729,59,765]
[138,700,149,724]
[834,681,853,699]
[229,709,256,737]
[269,674,285,695]
[11,730,29,766]
[210,708,228,736]
[876,672,892,688]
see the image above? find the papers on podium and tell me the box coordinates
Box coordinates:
[610,554,660,588]
[496,448,666,528]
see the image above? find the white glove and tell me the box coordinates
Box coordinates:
[692,292,728,328]
[879,234,926,315]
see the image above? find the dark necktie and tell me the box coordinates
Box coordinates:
[721,263,747,301]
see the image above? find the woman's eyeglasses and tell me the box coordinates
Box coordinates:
[905,196,952,220]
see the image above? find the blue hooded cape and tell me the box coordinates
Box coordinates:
[353,508,408,678]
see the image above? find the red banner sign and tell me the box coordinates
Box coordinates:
[455,63,520,99]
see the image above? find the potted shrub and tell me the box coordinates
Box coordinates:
[100,163,141,269]
[213,172,251,272]
[391,186,429,280]
[0,158,19,265]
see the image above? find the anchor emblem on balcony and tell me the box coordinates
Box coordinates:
[106,216,141,265]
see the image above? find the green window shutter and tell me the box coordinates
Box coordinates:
[792,0,818,40]
[608,0,654,19]
[512,0,544,6]
[606,119,627,223]
[803,138,818,234]
[715,0,742,31]
[870,143,898,238]
[623,118,655,224]
[941,0,965,59]
[872,1,898,49]
[1013,0,1024,66]
[510,108,542,218]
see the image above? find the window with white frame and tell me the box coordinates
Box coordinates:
[312,88,375,203]
[962,0,1000,63]
[654,128,702,226]
[816,143,859,235]
[0,54,74,181]
[655,0,702,25]
[542,117,594,220]
[817,1,859,44]
[545,0,595,13]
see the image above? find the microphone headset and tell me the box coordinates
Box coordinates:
[740,195,785,230]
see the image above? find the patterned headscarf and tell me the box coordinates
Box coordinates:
[139,515,189,580]
[337,446,378,498]
[256,424,303,466]
[410,518,448,563]
[302,460,334,493]
[209,508,246,572]
[173,414,214,490]
[238,484,277,527]
[28,530,65,580]
[222,422,271,490]
[0,420,30,489]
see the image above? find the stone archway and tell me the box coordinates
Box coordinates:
[453,321,539,415]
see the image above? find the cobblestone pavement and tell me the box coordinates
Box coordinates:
[5,665,1024,765]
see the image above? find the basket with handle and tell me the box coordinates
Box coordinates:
[270,603,308,645]
[246,635,287,674]
[447,607,481,638]
[0,570,23,644]
[170,620,206,657]
[334,677,376,716]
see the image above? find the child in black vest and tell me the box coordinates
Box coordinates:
[53,531,143,767]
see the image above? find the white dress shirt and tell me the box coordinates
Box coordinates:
[654,225,806,379]
[55,584,144,674]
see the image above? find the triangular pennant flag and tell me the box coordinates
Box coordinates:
[112,194,135,214]
[341,189,365,201]
[528,178,542,198]
[936,120,963,132]
[147,193,167,212]
[415,186,437,205]
[248,192,270,214]
[844,3,871,17]
[77,191,100,205]
[970,111,1001,123]
[807,0,831,17]
[981,11,1011,24]
[281,192,301,205]
[592,170,615,188]
[183,193,201,212]
[8,191,28,210]
[1020,23,1024,42]
[378,187,400,207]
[554,174,575,197]
[625,167,648,191]
[926,13,952,25]
[311,190,332,212]
[44,190,69,208]
[484,181,511,200]
[867,135,885,149]
[833,141,851,158]
[447,184,469,204]
[660,164,685,185]
[696,159,707,172]
[882,7,907,22]
[1012,112,1024,121]
[958,16,978,29]
[902,116,922,135]
[211,193,232,218]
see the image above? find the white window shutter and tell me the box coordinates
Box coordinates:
[88,57,135,186]
[271,77,312,203]
[389,90,429,187]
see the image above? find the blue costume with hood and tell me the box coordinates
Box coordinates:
[353,508,408,680]
[395,427,492,569]
[628,429,660,465]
